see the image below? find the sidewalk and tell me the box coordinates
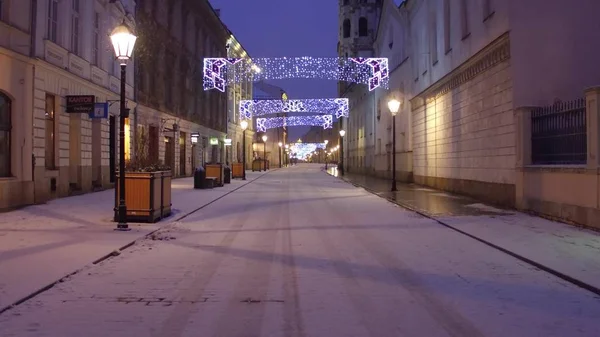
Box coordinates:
[328,168,600,292]
[0,171,265,310]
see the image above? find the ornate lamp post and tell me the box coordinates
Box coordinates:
[110,23,137,231]
[339,129,345,176]
[240,120,248,180]
[262,135,268,171]
[388,98,401,192]
[278,142,283,168]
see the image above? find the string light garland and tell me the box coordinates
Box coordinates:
[255,115,333,132]
[239,98,349,120]
[203,57,389,92]
[289,143,327,160]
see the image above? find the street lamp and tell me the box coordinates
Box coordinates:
[388,98,401,192]
[240,120,248,180]
[339,129,345,176]
[110,22,137,231]
[262,135,268,171]
[278,142,283,168]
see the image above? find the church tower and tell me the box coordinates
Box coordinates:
[338,0,383,95]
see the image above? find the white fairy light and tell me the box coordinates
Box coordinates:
[255,115,333,132]
[239,98,349,120]
[203,57,389,92]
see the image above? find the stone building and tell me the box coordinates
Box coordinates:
[0,0,35,209]
[134,0,229,175]
[0,0,235,210]
[337,0,383,176]
[341,0,600,227]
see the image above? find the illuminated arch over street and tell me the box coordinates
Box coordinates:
[289,143,327,160]
[239,98,349,120]
[203,57,389,92]
[255,115,333,132]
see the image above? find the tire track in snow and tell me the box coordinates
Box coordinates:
[211,181,287,337]
[311,182,485,337]
[278,170,306,337]
[299,181,391,337]
[154,192,260,337]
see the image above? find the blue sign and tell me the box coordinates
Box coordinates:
[89,103,108,119]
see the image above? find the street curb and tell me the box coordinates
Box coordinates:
[0,170,273,316]
[326,171,600,298]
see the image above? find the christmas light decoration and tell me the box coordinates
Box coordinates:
[255,115,333,132]
[288,143,327,160]
[239,98,349,120]
[203,57,389,92]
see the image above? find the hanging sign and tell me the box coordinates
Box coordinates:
[209,137,219,145]
[224,139,232,146]
[89,103,108,119]
[66,95,95,113]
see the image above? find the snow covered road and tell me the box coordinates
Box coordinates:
[1,165,599,336]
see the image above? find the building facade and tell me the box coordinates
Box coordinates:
[337,0,383,176]
[135,0,229,176]
[341,0,600,228]
[0,0,239,210]
[252,80,288,168]
[0,0,35,209]
[225,32,255,168]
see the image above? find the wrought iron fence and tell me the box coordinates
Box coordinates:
[531,98,587,165]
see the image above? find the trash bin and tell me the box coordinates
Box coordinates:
[223,165,231,184]
[194,167,206,189]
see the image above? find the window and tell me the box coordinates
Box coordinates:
[461,0,470,39]
[45,94,56,170]
[0,0,4,21]
[444,0,451,52]
[71,0,80,54]
[430,12,438,64]
[0,93,10,177]
[92,12,99,65]
[483,0,494,20]
[343,19,351,38]
[47,0,59,43]
[358,17,368,37]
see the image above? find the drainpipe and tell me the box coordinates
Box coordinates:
[30,0,38,203]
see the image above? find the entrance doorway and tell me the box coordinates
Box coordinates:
[191,144,197,171]
[179,132,186,176]
[164,136,174,171]
[109,115,116,183]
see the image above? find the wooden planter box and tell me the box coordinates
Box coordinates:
[232,162,244,178]
[113,171,172,223]
[205,164,224,186]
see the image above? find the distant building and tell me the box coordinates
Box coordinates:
[252,81,289,167]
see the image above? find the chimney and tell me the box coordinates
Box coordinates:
[215,9,221,17]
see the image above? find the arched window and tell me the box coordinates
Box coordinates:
[0,93,11,177]
[343,19,351,38]
[359,17,368,36]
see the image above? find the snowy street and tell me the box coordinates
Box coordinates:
[1,164,600,336]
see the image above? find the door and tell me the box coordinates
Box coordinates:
[191,144,197,171]
[165,136,174,171]
[179,132,186,176]
[109,115,116,183]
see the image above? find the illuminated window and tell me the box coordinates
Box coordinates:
[124,119,131,160]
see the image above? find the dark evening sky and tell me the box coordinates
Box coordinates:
[209,0,340,139]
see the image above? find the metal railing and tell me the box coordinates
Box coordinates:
[531,98,587,165]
